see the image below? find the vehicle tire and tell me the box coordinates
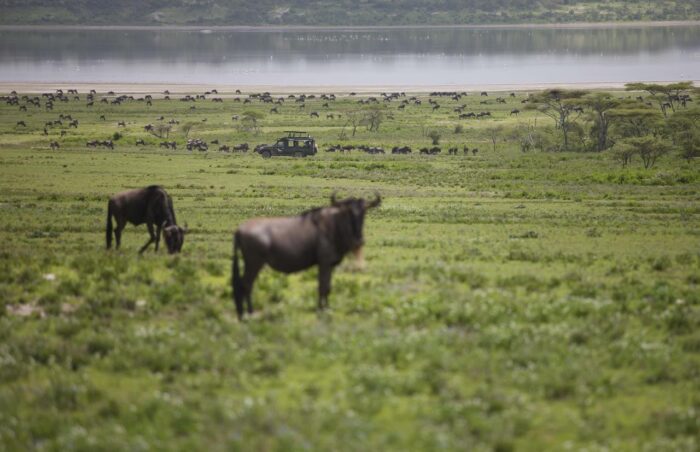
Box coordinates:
[261,150,271,159]
[294,151,303,158]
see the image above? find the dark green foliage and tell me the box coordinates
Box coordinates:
[1,0,698,25]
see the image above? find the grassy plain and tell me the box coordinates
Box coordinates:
[0,89,699,451]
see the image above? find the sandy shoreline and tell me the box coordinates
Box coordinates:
[0,20,698,32]
[1,81,697,95]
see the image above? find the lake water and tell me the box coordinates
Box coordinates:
[0,26,698,86]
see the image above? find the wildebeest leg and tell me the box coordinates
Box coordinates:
[318,264,333,310]
[139,222,156,254]
[155,223,162,251]
[242,259,264,315]
[115,218,127,249]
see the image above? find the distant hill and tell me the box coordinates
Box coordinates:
[0,0,698,26]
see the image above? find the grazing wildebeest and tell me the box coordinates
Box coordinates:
[106,185,186,254]
[16,121,26,127]
[135,139,146,146]
[49,141,60,150]
[310,111,319,118]
[232,193,381,319]
[510,109,520,116]
[392,146,411,154]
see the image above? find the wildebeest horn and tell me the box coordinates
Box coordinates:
[368,192,381,208]
[330,192,338,205]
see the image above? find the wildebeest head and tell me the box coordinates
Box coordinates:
[163,223,187,254]
[330,193,381,252]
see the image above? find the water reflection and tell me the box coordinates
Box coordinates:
[0,27,698,85]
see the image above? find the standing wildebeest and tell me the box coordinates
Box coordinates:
[106,185,186,254]
[232,193,381,319]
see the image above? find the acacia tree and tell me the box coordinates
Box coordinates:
[180,122,197,138]
[607,107,664,139]
[487,125,504,152]
[240,110,264,134]
[636,137,673,169]
[363,106,386,132]
[625,81,694,117]
[579,93,621,151]
[611,141,636,167]
[149,124,171,139]
[344,110,363,137]
[667,107,700,161]
[525,89,589,151]
[428,130,440,145]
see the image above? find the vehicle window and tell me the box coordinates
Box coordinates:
[277,140,285,147]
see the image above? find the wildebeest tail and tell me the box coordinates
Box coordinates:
[106,201,113,249]
[232,230,244,319]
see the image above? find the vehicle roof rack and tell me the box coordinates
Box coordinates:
[285,131,311,138]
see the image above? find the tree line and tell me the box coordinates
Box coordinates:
[1,0,698,25]
[519,82,699,168]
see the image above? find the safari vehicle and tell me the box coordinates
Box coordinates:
[255,131,318,158]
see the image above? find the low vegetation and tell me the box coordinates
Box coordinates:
[0,85,699,450]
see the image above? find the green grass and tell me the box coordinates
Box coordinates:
[0,90,699,451]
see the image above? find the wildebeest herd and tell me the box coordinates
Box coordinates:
[3,87,522,154]
[106,184,380,320]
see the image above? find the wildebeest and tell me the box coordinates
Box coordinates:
[106,185,186,254]
[510,109,520,116]
[419,147,441,155]
[16,121,26,127]
[392,146,411,154]
[49,141,60,150]
[231,193,381,319]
